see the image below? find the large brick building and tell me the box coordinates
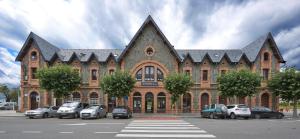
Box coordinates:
[16,16,285,113]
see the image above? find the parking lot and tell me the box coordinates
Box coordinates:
[0,116,299,139]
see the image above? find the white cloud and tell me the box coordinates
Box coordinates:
[275,25,300,50]
[191,0,300,49]
[0,47,20,86]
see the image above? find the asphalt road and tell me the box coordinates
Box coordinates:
[0,116,299,139]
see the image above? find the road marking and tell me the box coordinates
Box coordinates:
[0,131,6,134]
[128,124,195,127]
[115,134,216,138]
[59,132,73,134]
[22,131,41,133]
[61,123,87,126]
[125,126,200,129]
[121,129,207,133]
[296,120,300,122]
[61,123,125,125]
[129,122,190,125]
[94,132,118,134]
[132,120,185,123]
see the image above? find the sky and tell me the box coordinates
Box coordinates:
[0,0,300,87]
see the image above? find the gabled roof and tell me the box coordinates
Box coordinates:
[118,15,182,62]
[242,32,285,63]
[15,32,60,61]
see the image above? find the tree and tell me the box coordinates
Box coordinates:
[268,68,300,118]
[9,88,19,103]
[100,70,136,106]
[217,70,261,106]
[163,73,193,113]
[0,84,10,102]
[36,65,81,99]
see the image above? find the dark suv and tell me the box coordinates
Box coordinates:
[201,104,227,119]
[112,106,132,119]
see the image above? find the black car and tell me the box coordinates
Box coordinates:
[251,106,284,119]
[112,106,132,119]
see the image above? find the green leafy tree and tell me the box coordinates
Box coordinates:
[9,88,19,103]
[268,68,300,118]
[100,70,136,106]
[36,65,81,99]
[163,73,193,113]
[0,84,10,102]
[217,70,261,106]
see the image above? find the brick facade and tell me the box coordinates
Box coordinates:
[16,15,285,113]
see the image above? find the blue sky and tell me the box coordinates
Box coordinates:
[0,0,300,87]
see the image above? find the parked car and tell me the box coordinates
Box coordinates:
[227,104,251,119]
[80,104,107,119]
[0,102,17,110]
[24,106,59,118]
[251,106,284,119]
[112,106,132,119]
[201,104,227,119]
[57,101,88,119]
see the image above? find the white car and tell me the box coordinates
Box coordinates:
[80,105,107,119]
[227,104,251,119]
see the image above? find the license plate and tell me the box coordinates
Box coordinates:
[117,114,122,116]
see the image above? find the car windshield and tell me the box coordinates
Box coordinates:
[62,102,78,107]
[35,108,47,110]
[113,108,126,113]
[88,106,99,109]
[263,107,271,112]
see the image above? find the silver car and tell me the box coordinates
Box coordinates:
[80,104,107,119]
[25,106,59,119]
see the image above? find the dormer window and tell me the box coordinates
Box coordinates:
[264,52,269,61]
[109,69,114,75]
[31,51,37,61]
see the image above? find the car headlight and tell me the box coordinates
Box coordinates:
[69,109,75,113]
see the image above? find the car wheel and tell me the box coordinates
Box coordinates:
[58,116,62,119]
[127,115,130,119]
[43,113,48,118]
[96,113,100,119]
[113,116,116,119]
[209,113,215,119]
[244,117,249,120]
[277,114,283,119]
[104,113,107,118]
[230,113,236,119]
[255,114,260,119]
[29,117,33,119]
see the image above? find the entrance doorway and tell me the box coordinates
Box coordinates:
[133,92,142,113]
[30,92,39,110]
[108,95,116,113]
[183,93,191,113]
[201,93,209,110]
[145,92,153,113]
[261,93,269,108]
[157,92,166,113]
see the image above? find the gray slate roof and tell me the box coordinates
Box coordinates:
[16,31,285,64]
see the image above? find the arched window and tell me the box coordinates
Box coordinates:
[157,68,164,81]
[145,66,154,81]
[263,52,269,61]
[31,51,37,61]
[72,92,81,102]
[135,68,142,81]
[89,92,99,105]
[157,92,166,113]
[91,69,97,80]
[133,92,142,113]
[109,69,114,75]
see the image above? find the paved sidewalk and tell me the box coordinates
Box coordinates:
[0,110,24,117]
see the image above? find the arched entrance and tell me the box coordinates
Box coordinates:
[238,97,245,104]
[133,92,142,113]
[183,93,191,113]
[261,93,269,108]
[145,92,154,113]
[201,93,209,110]
[30,92,39,110]
[219,96,227,105]
[72,92,81,102]
[157,92,166,113]
[108,95,116,113]
[89,92,99,105]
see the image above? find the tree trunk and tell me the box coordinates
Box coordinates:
[292,98,298,118]
[248,96,252,108]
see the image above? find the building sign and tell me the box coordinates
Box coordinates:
[141,82,158,86]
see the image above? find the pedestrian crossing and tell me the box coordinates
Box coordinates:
[115,119,216,138]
